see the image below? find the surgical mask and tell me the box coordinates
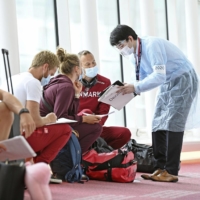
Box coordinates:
[120,45,134,56]
[85,65,98,78]
[78,74,82,81]
[78,68,83,81]
[41,75,51,86]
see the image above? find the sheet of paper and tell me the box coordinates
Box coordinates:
[83,111,115,118]
[98,85,135,110]
[47,118,77,125]
[100,85,115,98]
[0,136,36,161]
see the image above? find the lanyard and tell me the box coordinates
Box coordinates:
[134,38,142,81]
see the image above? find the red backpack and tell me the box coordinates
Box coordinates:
[82,145,137,183]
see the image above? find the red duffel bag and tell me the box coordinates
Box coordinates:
[82,148,137,183]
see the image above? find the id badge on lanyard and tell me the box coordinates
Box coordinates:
[135,38,142,81]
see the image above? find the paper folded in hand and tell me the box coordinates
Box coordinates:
[98,80,136,110]
[0,136,36,161]
[83,111,115,118]
[46,118,77,125]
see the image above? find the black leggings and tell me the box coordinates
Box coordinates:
[152,130,184,175]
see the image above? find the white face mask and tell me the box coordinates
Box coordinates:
[78,74,82,81]
[85,65,98,78]
[120,45,134,56]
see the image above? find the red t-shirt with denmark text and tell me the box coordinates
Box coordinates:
[78,74,111,125]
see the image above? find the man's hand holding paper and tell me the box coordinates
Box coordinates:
[116,83,135,95]
[98,80,136,110]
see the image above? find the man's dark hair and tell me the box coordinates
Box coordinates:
[110,24,138,46]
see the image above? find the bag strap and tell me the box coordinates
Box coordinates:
[82,149,126,168]
[131,139,152,149]
[2,49,14,94]
[41,89,53,112]
[64,134,83,183]
[70,134,81,166]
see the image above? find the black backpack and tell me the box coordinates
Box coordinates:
[91,137,114,153]
[127,139,181,173]
[127,139,156,173]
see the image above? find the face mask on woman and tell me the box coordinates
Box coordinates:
[85,65,98,78]
[78,68,84,81]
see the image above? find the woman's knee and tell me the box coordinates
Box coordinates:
[85,123,102,141]
[94,123,103,137]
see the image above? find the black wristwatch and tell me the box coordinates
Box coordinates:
[19,108,30,116]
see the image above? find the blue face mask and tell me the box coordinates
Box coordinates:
[85,65,98,78]
[41,75,51,86]
[78,68,84,81]
[78,74,82,81]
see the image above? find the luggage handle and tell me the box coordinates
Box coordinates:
[2,48,14,94]
[1,48,21,140]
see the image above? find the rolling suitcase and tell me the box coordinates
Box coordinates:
[2,49,20,138]
[0,49,25,200]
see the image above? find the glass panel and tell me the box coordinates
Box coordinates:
[154,0,167,39]
[199,0,200,41]
[175,0,187,54]
[16,0,56,72]
[167,0,187,54]
[119,0,141,34]
[96,0,124,126]
[68,0,81,53]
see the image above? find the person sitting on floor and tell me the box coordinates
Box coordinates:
[2,50,72,165]
[0,88,35,143]
[77,50,131,149]
[0,89,52,200]
[40,48,102,154]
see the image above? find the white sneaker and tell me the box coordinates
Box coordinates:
[50,174,62,184]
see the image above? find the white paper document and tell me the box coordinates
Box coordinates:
[98,81,136,110]
[83,111,115,118]
[47,118,77,125]
[0,136,36,161]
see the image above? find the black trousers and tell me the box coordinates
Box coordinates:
[152,130,184,176]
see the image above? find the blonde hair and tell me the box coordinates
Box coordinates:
[56,48,80,75]
[78,50,92,58]
[31,50,60,69]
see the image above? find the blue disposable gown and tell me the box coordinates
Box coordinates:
[130,36,198,132]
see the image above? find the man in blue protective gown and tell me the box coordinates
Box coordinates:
[109,24,198,182]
